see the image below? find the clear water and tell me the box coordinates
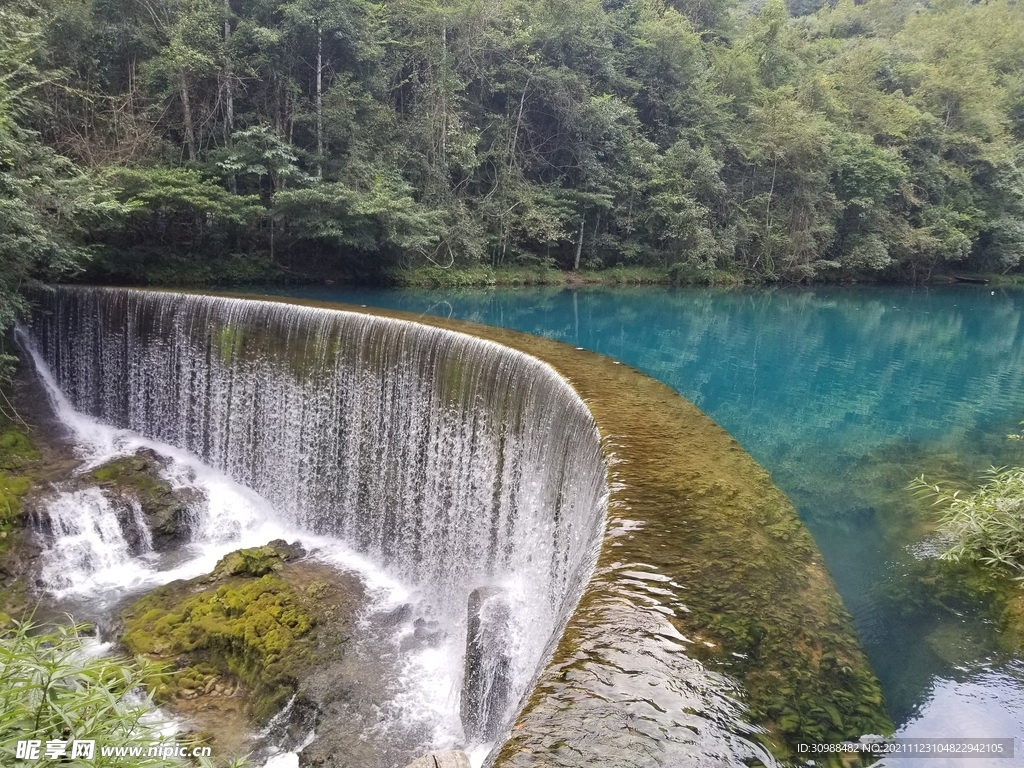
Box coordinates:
[260,284,1024,749]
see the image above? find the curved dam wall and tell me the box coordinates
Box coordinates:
[28,286,891,767]
[28,286,607,754]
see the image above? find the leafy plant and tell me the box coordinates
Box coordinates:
[0,620,232,767]
[911,468,1024,575]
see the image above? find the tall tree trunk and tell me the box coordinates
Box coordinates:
[223,0,235,191]
[223,0,233,140]
[180,71,195,161]
[574,216,584,271]
[438,24,447,167]
[316,23,323,178]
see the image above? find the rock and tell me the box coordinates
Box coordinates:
[414,617,442,643]
[86,449,202,551]
[211,539,306,578]
[120,551,363,760]
[379,602,413,626]
[461,586,514,743]
[402,750,472,768]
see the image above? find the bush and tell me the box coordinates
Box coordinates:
[0,621,222,766]
[911,468,1024,575]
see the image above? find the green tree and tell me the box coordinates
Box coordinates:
[0,1,130,378]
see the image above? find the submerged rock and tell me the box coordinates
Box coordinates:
[461,586,514,743]
[403,751,472,768]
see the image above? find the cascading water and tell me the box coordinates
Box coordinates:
[17,326,311,611]
[25,286,609,765]
[36,488,151,593]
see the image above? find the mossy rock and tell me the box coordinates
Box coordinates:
[0,419,37,534]
[88,449,196,549]
[212,540,306,579]
[0,409,42,619]
[0,428,38,470]
[121,543,362,728]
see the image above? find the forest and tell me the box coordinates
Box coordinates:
[1,0,1024,308]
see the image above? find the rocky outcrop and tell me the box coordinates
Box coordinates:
[120,541,364,759]
[0,413,41,624]
[85,449,199,551]
[461,586,514,743]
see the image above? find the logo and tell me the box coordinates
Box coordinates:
[16,740,96,760]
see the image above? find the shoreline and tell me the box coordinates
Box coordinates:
[68,265,1024,292]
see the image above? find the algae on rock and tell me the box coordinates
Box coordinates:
[89,449,196,550]
[121,540,363,730]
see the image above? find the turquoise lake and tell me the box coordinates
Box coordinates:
[262,284,1024,748]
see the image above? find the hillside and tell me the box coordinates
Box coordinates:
[0,0,1022,298]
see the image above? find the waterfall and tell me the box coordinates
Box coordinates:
[36,488,152,593]
[26,286,608,759]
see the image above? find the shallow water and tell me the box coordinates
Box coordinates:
[262,284,1024,753]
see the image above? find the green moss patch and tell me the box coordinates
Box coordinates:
[121,541,362,726]
[212,541,306,579]
[0,408,42,620]
[0,428,38,466]
[0,416,39,546]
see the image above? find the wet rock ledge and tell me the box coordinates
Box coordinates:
[84,449,196,551]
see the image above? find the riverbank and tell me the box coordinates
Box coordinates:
[383,266,1017,289]
[74,259,1024,292]
[388,264,683,287]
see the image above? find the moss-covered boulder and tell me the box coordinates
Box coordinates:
[87,449,197,550]
[212,540,307,579]
[120,541,364,738]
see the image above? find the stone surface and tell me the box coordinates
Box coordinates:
[402,750,472,768]
[120,548,364,762]
[461,586,514,742]
[86,449,201,551]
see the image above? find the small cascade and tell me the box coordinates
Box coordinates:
[461,588,514,743]
[36,488,152,594]
[16,328,311,606]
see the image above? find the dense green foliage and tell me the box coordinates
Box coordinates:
[912,468,1024,576]
[0,621,218,767]
[1,0,1024,292]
